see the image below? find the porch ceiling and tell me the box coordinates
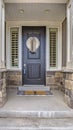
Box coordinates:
[5,3,66,22]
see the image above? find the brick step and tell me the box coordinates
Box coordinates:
[0,117,73,130]
[0,111,73,118]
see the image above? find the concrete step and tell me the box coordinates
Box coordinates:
[0,110,73,118]
[0,127,73,130]
[0,117,73,130]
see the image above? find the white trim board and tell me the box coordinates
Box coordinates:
[4,0,68,3]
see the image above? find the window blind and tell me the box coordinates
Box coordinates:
[49,28,57,67]
[10,28,19,67]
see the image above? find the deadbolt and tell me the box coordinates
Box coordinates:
[24,64,26,67]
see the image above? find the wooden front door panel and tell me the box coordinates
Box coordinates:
[22,27,45,85]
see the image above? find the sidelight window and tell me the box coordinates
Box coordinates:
[49,28,58,68]
[10,27,19,67]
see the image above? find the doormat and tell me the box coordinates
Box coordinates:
[17,86,53,96]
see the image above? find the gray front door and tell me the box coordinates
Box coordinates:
[22,26,46,85]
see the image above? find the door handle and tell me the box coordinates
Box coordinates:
[24,68,26,74]
[24,64,26,74]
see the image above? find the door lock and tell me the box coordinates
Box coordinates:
[24,64,26,67]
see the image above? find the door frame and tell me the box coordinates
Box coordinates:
[22,26,46,85]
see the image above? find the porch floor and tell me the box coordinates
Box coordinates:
[0,88,73,129]
[0,88,73,112]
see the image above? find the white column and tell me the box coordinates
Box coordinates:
[66,0,73,68]
[71,0,73,61]
[67,2,71,64]
[1,3,5,68]
[0,0,2,68]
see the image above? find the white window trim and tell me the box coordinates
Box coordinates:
[6,25,22,70]
[46,25,62,71]
[49,28,58,68]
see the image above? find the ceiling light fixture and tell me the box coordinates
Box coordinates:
[44,9,50,14]
[19,9,24,14]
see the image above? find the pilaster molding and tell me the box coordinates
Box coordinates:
[0,0,2,68]
[0,0,6,69]
[1,1,5,69]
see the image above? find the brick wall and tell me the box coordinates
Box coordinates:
[0,69,73,109]
[7,71,65,91]
[7,71,22,87]
[64,73,73,108]
[0,71,7,107]
[46,71,65,92]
